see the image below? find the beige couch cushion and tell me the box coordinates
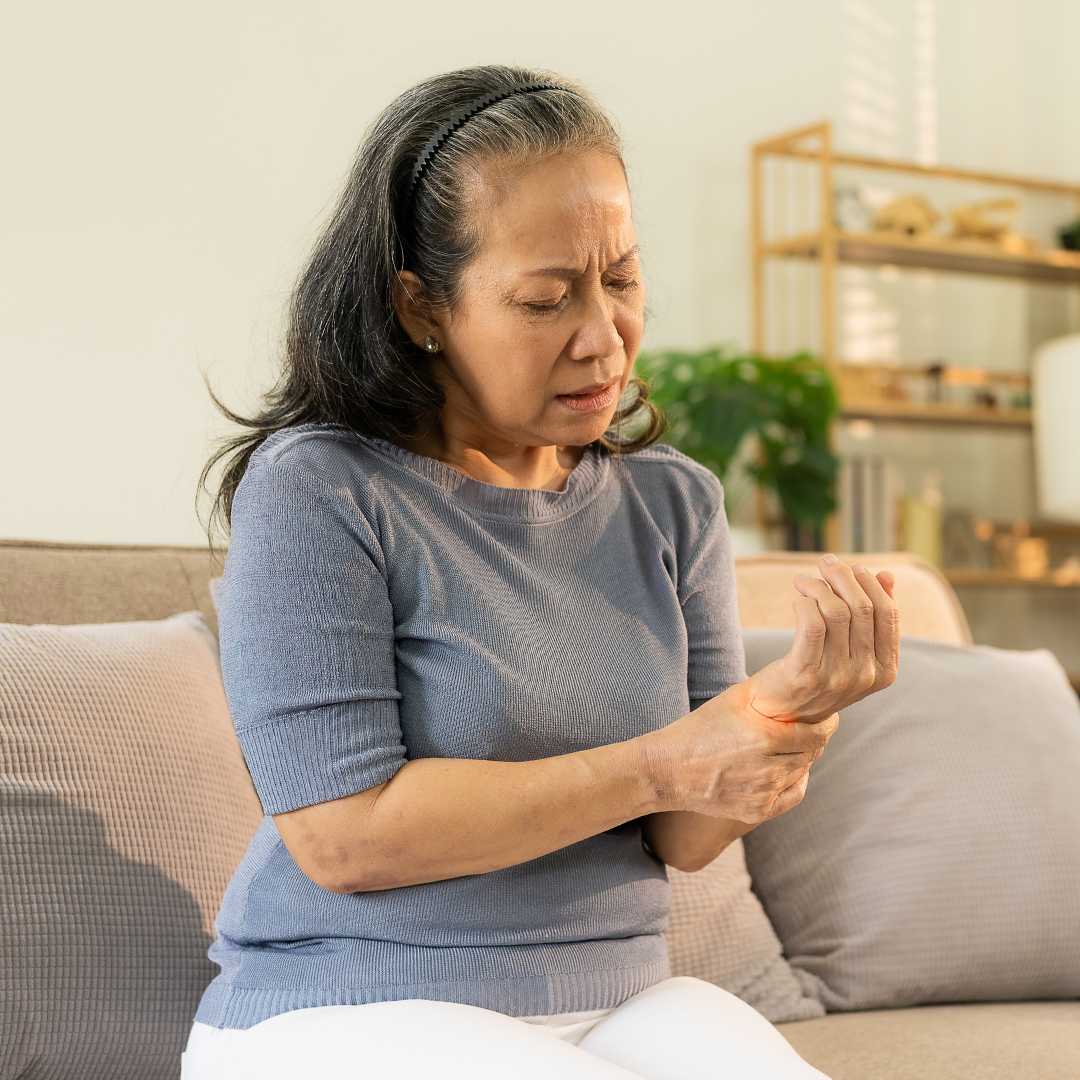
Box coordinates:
[666,839,825,1022]
[0,611,262,1079]
[742,628,1080,1011]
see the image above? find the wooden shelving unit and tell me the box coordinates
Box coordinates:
[749,120,1080,556]
[749,120,1080,692]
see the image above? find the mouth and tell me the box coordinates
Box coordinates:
[559,376,619,397]
[555,377,621,413]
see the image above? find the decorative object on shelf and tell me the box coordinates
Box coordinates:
[1015,536,1051,580]
[836,363,910,407]
[900,470,943,568]
[834,360,1028,414]
[833,185,874,231]
[990,521,1049,578]
[1051,555,1080,586]
[866,193,1044,256]
[948,196,1017,241]
[838,453,904,553]
[634,345,840,549]
[948,196,1042,254]
[942,509,994,571]
[924,361,947,403]
[1032,332,1080,524]
[1057,216,1080,252]
[870,194,940,238]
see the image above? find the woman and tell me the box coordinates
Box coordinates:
[187,63,899,1080]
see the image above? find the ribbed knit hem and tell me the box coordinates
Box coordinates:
[194,935,671,1031]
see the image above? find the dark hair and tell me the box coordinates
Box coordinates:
[196,63,668,561]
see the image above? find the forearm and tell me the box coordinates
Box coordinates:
[346,733,662,892]
[641,809,756,873]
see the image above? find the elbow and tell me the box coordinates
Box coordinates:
[666,855,707,874]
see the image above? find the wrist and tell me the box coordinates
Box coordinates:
[634,728,680,814]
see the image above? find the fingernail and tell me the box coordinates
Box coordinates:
[853,564,867,574]
[822,553,838,564]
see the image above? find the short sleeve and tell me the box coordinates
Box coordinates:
[217,452,408,816]
[678,478,748,703]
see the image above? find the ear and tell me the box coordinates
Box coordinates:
[391,269,439,346]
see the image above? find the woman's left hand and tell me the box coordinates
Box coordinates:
[745,554,901,726]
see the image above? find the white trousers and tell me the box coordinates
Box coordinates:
[181,975,831,1080]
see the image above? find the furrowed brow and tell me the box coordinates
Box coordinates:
[521,244,641,280]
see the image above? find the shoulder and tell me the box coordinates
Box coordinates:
[613,441,725,533]
[243,422,394,510]
[235,423,388,550]
[615,440,723,494]
[609,442,727,572]
[252,422,370,482]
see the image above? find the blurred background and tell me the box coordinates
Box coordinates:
[3,0,1078,684]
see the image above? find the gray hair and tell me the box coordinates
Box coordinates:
[197,63,667,558]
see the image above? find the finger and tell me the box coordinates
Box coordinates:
[851,564,900,677]
[816,554,876,668]
[790,591,827,671]
[793,567,850,673]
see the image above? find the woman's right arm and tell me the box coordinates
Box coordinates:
[327,733,665,893]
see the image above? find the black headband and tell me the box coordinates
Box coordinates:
[404,81,571,219]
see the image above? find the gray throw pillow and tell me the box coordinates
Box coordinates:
[0,611,263,1080]
[740,628,1080,1012]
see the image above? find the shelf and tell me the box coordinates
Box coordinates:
[763,230,1080,285]
[839,401,1033,427]
[764,135,1080,197]
[943,568,1080,588]
[830,359,1033,427]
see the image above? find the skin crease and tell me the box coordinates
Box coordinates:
[391,148,644,492]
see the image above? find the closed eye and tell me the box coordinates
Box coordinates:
[524,278,640,314]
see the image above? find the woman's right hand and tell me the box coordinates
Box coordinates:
[644,679,839,824]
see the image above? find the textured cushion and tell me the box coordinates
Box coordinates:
[741,629,1080,1012]
[666,840,825,1023]
[0,611,263,1080]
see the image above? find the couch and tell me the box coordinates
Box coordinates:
[2,537,1078,1080]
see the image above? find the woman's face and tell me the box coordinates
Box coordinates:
[395,149,645,460]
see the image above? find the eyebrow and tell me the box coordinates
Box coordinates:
[520,244,641,280]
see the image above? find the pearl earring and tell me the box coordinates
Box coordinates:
[423,336,441,353]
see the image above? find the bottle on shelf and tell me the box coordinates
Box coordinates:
[901,469,943,568]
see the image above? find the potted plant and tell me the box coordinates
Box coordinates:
[633,344,841,551]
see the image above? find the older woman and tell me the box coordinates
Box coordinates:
[185,63,897,1080]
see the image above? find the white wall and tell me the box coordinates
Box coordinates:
[3,0,1076,546]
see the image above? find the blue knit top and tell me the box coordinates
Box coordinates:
[193,421,746,1030]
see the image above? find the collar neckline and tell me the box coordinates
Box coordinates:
[358,433,611,522]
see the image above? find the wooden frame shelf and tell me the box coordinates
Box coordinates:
[839,401,1033,427]
[943,569,1080,588]
[749,120,1080,689]
[764,230,1080,285]
[749,119,1080,560]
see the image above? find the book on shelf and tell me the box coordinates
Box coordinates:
[839,453,905,554]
